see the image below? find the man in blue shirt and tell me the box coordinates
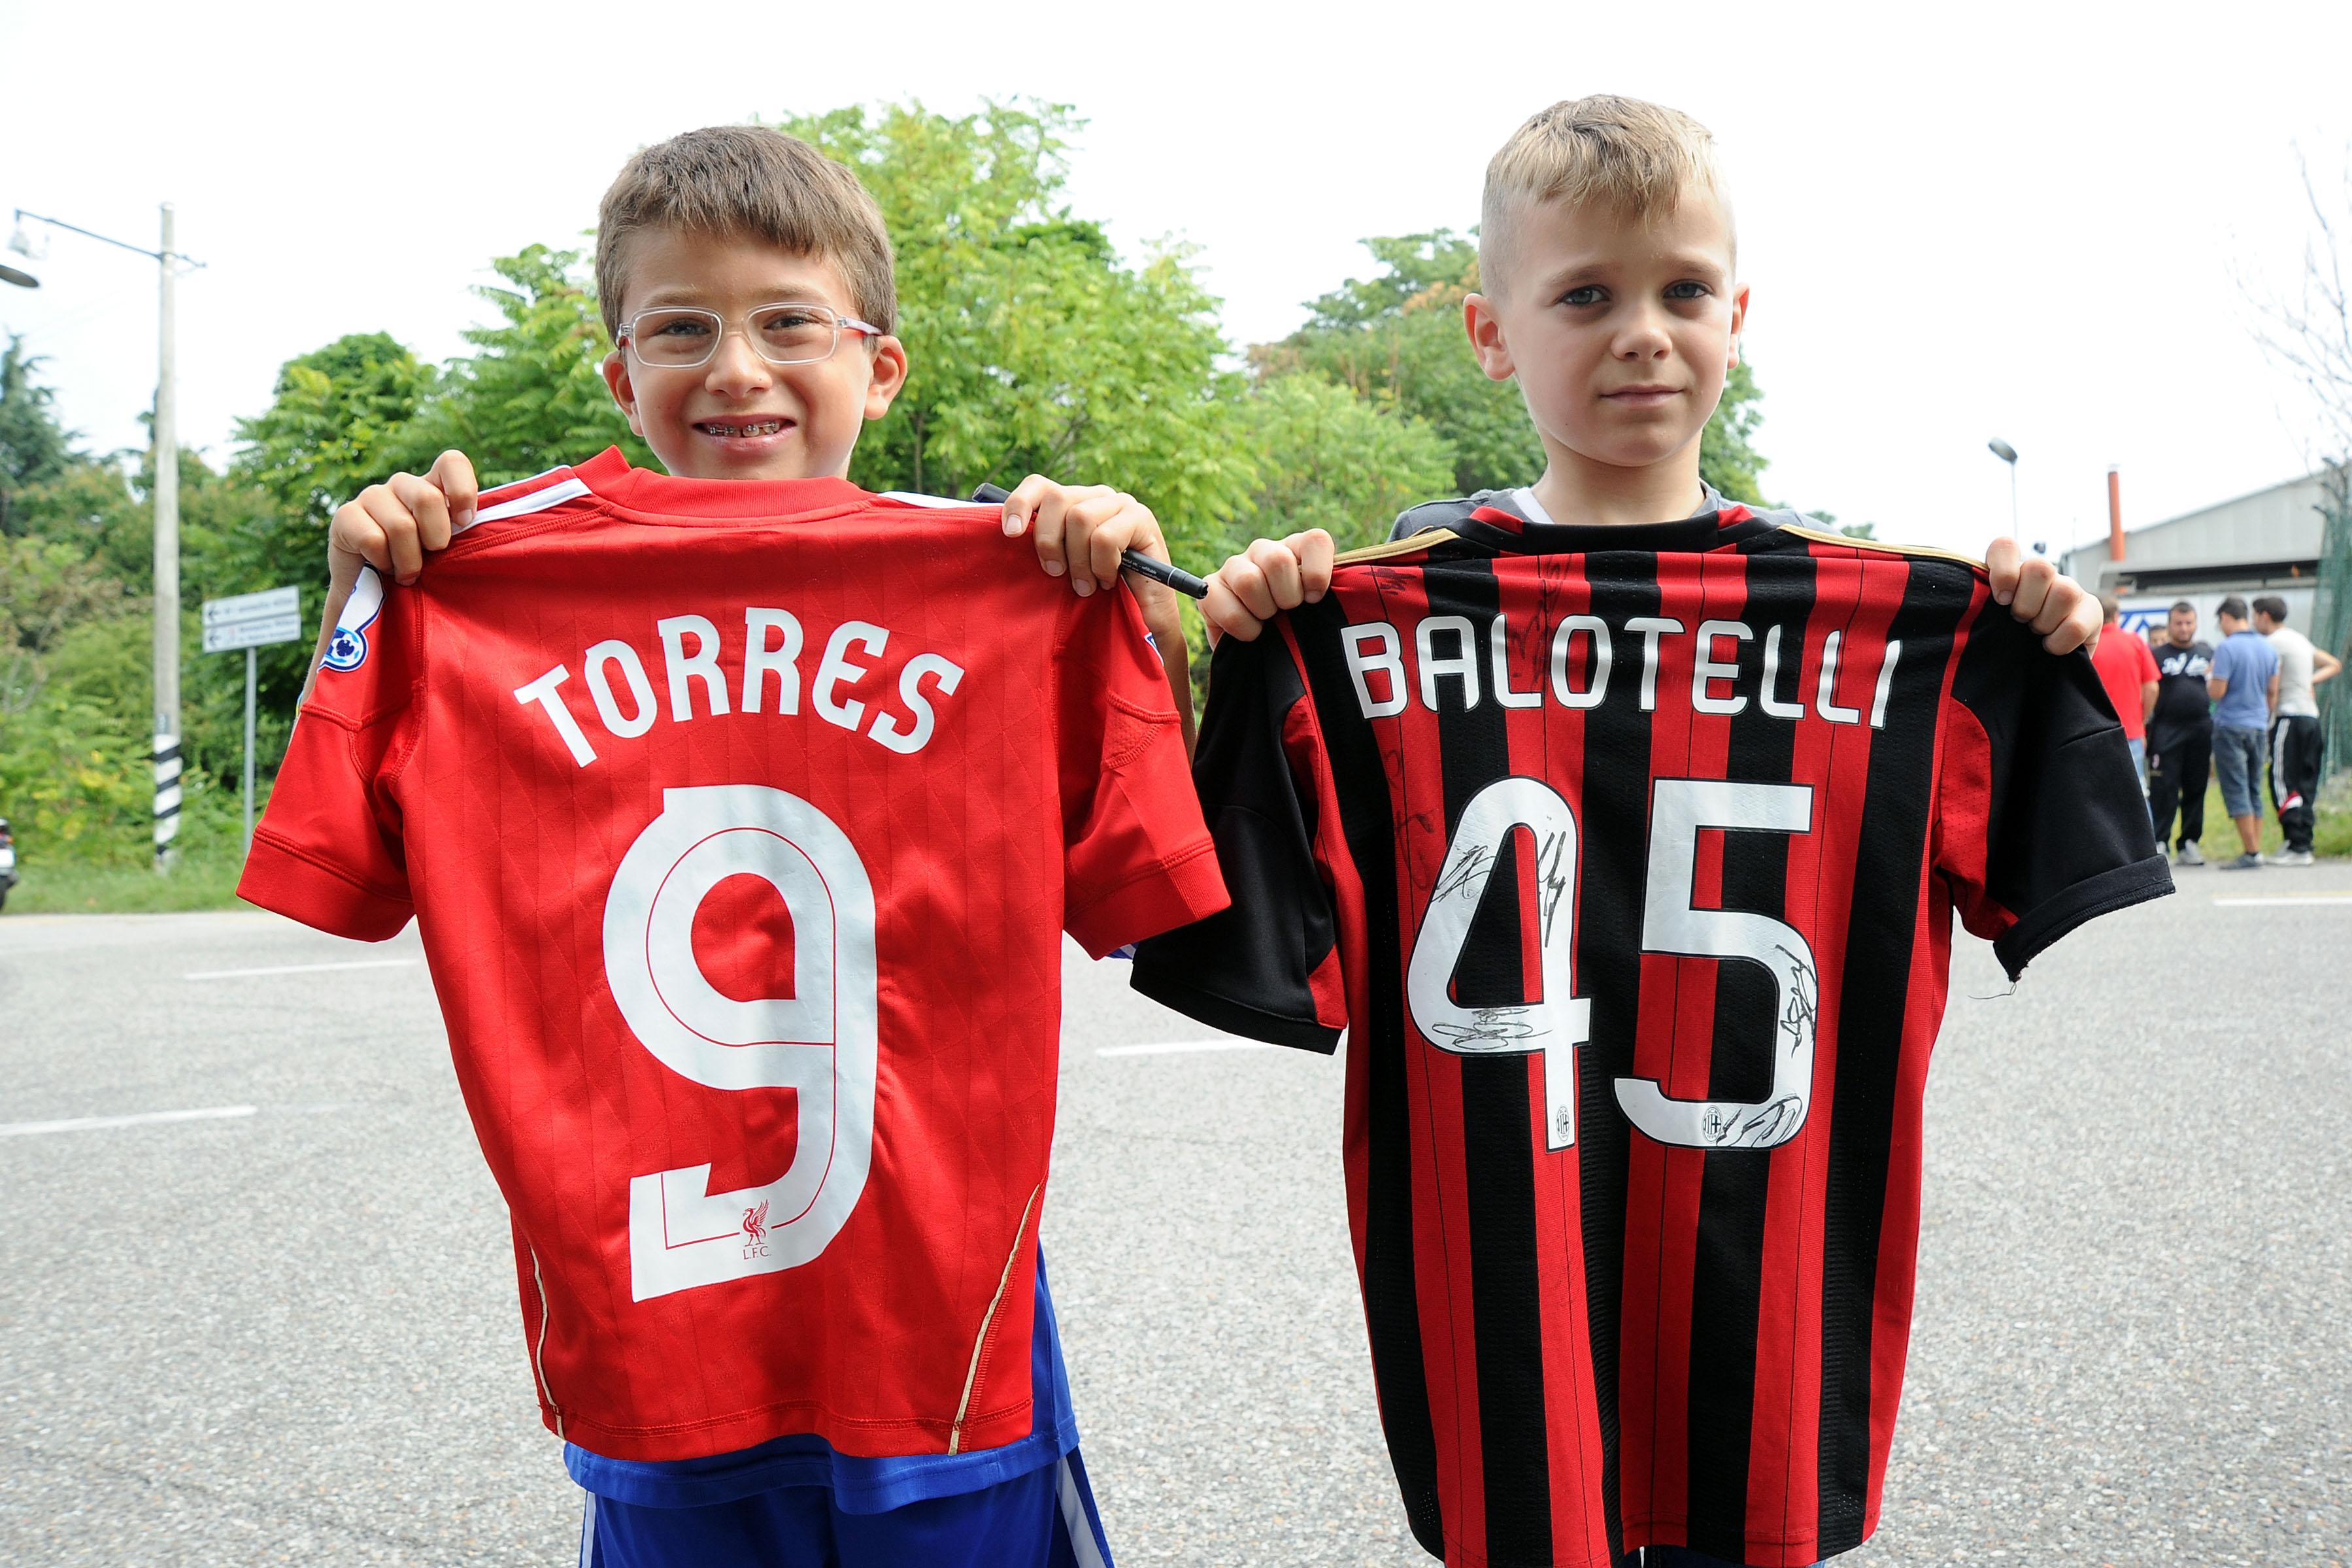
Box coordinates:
[2206,596,2282,871]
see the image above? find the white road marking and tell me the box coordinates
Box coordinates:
[185,958,417,980]
[2211,894,2352,907]
[1096,1038,1273,1058]
[0,1105,258,1138]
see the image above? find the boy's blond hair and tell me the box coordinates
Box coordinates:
[1479,95,1730,296]
[596,125,898,340]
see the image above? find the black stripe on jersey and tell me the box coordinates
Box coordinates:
[1683,549,1815,1556]
[1814,557,1974,1551]
[1288,593,1447,1559]
[1573,551,1665,1564]
[1424,559,1556,1568]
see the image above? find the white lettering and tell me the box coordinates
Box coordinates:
[1869,639,1902,729]
[741,609,803,716]
[1759,625,1806,720]
[1417,615,1481,711]
[513,665,598,766]
[1491,614,1541,709]
[1623,617,1685,712]
[585,639,658,739]
[658,614,731,722]
[1692,620,1751,715]
[868,654,966,754]
[1815,630,1862,725]
[813,621,888,731]
[1549,616,1611,709]
[1343,623,1408,718]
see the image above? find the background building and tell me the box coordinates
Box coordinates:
[2060,471,2327,640]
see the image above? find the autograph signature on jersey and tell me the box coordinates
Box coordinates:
[1430,1007,1543,1047]
[1432,829,1575,944]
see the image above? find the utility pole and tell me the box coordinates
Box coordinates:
[7,207,203,865]
[153,203,181,865]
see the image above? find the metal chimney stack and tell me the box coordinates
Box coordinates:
[2107,466,2126,561]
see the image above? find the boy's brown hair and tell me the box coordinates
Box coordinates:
[1480,95,1729,296]
[595,125,898,341]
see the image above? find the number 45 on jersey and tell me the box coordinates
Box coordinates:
[1406,776,1819,1154]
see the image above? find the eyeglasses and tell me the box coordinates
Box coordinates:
[616,302,884,369]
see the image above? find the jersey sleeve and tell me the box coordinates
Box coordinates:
[1935,610,2173,981]
[1054,586,1230,959]
[1128,623,1350,1052]
[2128,633,2160,684]
[236,567,419,941]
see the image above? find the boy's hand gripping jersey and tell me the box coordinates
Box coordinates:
[243,448,1228,1462]
[1132,505,2169,1568]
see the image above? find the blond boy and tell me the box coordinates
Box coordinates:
[1131,97,2162,1568]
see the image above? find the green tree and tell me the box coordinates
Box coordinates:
[422,245,653,484]
[1258,232,1537,497]
[1700,358,1768,505]
[1259,230,1772,507]
[776,101,1254,564]
[0,335,78,535]
[233,331,441,531]
[1230,375,1456,554]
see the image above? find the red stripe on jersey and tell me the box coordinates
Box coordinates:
[1619,552,1721,1526]
[1768,545,1909,1551]
[1277,675,1355,1039]
[1741,544,1904,1552]
[1362,565,1492,1563]
[1737,554,1843,1550]
[1853,569,1987,1539]
[1272,616,1377,1271]
[1495,556,1615,1560]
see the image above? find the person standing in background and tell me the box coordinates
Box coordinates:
[2254,595,2341,865]
[2147,601,2216,865]
[2091,594,2160,790]
[2207,595,2281,871]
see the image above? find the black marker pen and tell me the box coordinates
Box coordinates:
[969,483,1209,599]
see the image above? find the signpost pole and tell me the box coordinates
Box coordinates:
[243,646,258,854]
[201,585,301,858]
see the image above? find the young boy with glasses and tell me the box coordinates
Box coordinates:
[270,125,1218,1568]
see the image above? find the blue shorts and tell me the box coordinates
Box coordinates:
[580,1444,1112,1568]
[2213,724,2266,818]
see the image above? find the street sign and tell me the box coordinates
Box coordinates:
[203,616,303,652]
[201,586,303,654]
[200,585,303,854]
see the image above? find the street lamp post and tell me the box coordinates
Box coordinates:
[153,205,181,865]
[10,206,202,866]
[1987,439,2020,544]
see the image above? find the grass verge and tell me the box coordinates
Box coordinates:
[4,773,2345,917]
[2178,776,2352,863]
[2,852,248,915]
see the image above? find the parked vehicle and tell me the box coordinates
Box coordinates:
[0,818,14,912]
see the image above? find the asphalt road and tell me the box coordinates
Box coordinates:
[2,871,2347,1567]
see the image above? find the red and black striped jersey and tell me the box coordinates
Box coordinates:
[1132,504,2170,1568]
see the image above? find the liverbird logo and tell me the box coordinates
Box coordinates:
[741,1200,771,1259]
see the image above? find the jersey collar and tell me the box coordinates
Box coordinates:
[1455,483,1777,556]
[569,446,871,524]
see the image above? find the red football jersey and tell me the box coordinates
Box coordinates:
[1135,505,2170,1566]
[241,449,1228,1462]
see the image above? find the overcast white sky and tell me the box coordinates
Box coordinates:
[5,0,2349,560]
